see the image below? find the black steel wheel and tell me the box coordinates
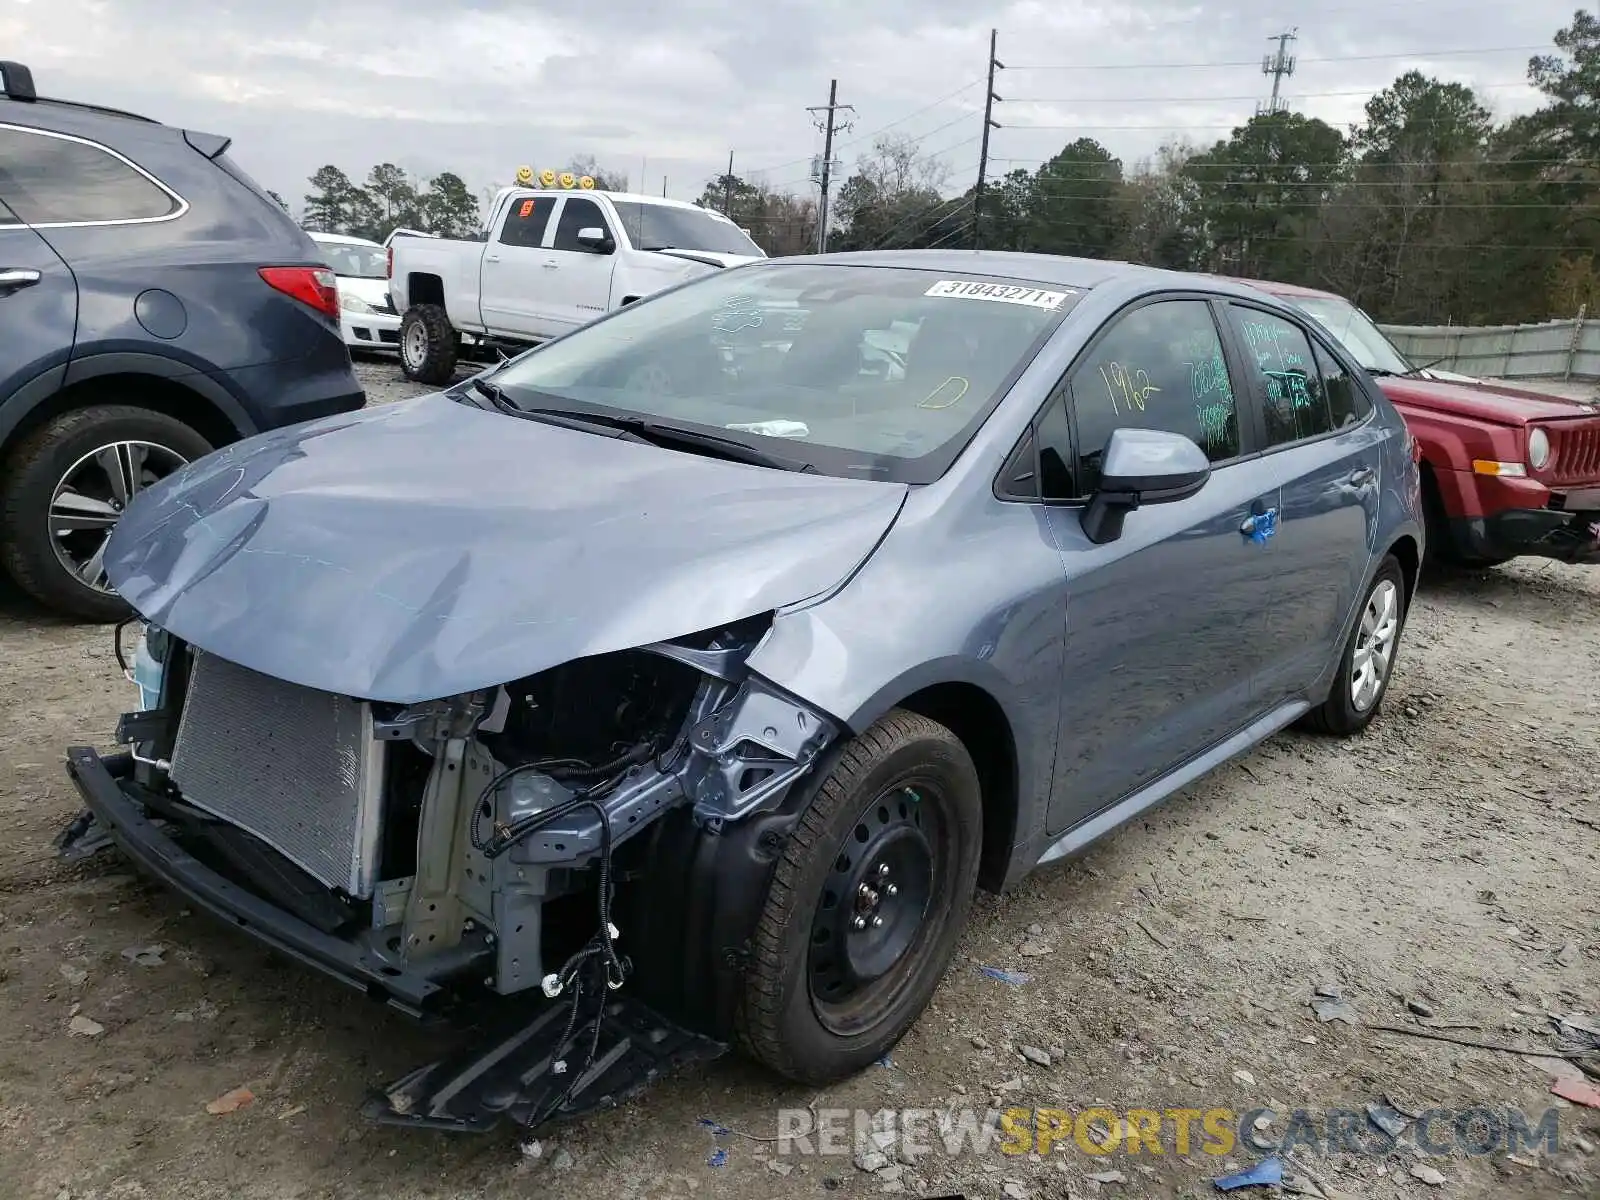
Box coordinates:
[807,780,938,1033]
[736,709,982,1084]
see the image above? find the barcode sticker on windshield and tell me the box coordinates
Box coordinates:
[924,280,1073,309]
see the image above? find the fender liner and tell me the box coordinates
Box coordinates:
[50,352,256,438]
[0,363,69,447]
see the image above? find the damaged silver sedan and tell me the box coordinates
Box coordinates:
[59,252,1424,1132]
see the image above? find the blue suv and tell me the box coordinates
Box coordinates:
[0,61,364,620]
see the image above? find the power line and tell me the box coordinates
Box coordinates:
[831,80,986,154]
[989,155,1600,168]
[974,28,1005,249]
[998,115,1552,131]
[1004,44,1554,71]
[745,79,982,179]
[1004,81,1534,103]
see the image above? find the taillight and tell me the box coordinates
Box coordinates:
[386,246,393,279]
[258,266,340,320]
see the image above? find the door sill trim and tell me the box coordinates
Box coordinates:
[1037,698,1311,866]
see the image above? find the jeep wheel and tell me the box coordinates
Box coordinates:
[0,405,210,621]
[1302,554,1409,736]
[399,303,459,385]
[736,710,982,1085]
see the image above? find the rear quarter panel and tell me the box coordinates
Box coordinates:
[390,236,489,332]
[18,110,360,430]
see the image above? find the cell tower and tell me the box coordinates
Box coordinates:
[1258,29,1297,116]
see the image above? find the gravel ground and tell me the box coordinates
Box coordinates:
[0,355,1595,1200]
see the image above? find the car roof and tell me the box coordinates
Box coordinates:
[1220,274,1345,302]
[592,190,735,216]
[309,232,382,247]
[787,249,1287,297]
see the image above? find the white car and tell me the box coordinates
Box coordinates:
[387,185,766,383]
[309,232,402,353]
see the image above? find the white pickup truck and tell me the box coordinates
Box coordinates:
[388,185,767,383]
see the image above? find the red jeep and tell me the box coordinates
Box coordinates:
[1238,278,1600,569]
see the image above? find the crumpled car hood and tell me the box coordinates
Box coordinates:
[105,393,907,702]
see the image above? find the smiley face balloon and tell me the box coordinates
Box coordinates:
[515,165,534,185]
[559,172,576,189]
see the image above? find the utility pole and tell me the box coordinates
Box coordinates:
[1258,28,1297,116]
[808,79,854,254]
[723,151,735,214]
[973,29,1004,250]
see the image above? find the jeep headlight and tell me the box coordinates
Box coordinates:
[341,293,375,314]
[1528,427,1551,471]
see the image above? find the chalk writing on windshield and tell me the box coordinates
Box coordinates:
[1099,361,1161,416]
[712,294,766,335]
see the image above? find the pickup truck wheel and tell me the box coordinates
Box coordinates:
[399,304,458,385]
[1302,554,1408,736]
[735,710,982,1085]
[0,405,210,621]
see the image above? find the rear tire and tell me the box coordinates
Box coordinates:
[735,710,982,1085]
[0,405,211,621]
[399,303,459,385]
[1303,554,1408,736]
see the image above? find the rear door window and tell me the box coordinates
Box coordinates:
[498,195,556,248]
[0,125,181,225]
[1225,306,1335,447]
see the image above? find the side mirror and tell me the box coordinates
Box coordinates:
[1080,427,1211,545]
[576,227,614,254]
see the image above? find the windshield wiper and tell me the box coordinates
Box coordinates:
[1403,355,1448,377]
[512,405,814,472]
[464,377,526,414]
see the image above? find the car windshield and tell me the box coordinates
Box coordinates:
[1286,295,1414,375]
[484,263,1080,483]
[315,242,387,279]
[609,201,765,257]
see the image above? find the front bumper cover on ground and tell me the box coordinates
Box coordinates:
[1451,507,1600,564]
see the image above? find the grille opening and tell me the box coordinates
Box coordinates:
[379,741,433,881]
[480,649,703,769]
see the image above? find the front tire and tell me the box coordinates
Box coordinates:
[399,303,459,385]
[736,710,982,1085]
[1303,554,1409,736]
[0,405,210,621]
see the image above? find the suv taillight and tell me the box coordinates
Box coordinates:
[386,246,394,279]
[258,266,340,321]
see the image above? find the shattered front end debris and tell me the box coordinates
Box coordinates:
[62,613,838,1131]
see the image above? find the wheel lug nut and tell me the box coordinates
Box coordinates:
[886,884,898,896]
[877,863,890,879]
[853,916,867,930]
[871,915,884,928]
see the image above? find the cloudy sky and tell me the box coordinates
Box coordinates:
[3,0,1580,211]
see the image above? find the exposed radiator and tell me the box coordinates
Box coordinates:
[169,650,386,898]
